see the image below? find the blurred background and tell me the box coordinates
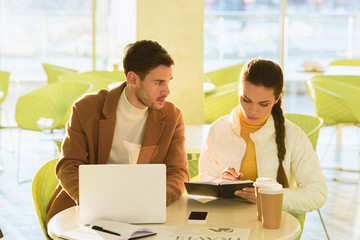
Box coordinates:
[0,0,360,239]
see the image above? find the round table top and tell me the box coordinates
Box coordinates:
[48,195,300,240]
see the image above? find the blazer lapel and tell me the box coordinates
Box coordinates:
[98,117,116,164]
[97,83,126,164]
[137,110,165,164]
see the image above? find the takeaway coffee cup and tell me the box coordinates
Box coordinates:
[254,178,278,221]
[259,185,284,229]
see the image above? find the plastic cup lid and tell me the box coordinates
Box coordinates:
[254,178,278,187]
[256,177,276,183]
[258,184,284,194]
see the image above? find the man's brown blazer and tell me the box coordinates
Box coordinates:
[46,82,189,225]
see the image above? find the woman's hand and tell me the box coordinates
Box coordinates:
[234,188,256,204]
[220,167,243,181]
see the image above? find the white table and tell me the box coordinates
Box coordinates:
[296,65,360,78]
[324,65,360,76]
[203,82,216,92]
[48,196,301,240]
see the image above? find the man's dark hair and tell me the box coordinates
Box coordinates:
[123,40,174,80]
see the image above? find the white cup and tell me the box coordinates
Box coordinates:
[254,178,278,221]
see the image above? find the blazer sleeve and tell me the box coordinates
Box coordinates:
[55,104,89,204]
[164,111,190,205]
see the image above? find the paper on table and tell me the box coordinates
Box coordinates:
[92,220,156,239]
[59,226,122,240]
[187,195,217,204]
[59,220,156,240]
[166,226,251,240]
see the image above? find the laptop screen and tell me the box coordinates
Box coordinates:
[79,164,166,224]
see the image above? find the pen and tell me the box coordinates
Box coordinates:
[92,225,121,236]
[232,168,241,180]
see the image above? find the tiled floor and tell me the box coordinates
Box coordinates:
[0,81,359,239]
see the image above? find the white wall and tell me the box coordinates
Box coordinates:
[137,0,204,125]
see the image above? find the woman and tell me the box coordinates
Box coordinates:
[199,58,327,215]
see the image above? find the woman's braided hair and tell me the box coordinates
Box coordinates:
[241,58,289,188]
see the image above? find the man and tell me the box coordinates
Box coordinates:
[46,40,190,225]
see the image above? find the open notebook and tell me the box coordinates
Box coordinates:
[59,219,156,240]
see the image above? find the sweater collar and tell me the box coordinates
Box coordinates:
[231,105,275,145]
[118,86,148,119]
[102,82,165,120]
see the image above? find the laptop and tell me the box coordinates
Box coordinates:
[79,164,166,224]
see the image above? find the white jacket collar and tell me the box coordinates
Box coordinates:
[231,105,276,145]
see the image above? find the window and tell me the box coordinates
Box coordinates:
[204,0,360,80]
[0,0,135,81]
[204,0,282,72]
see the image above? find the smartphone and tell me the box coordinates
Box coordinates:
[187,211,208,223]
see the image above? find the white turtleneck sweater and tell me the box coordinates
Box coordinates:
[107,87,149,164]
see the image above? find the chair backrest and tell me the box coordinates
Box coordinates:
[311,75,360,87]
[282,113,322,240]
[329,59,360,66]
[0,71,10,105]
[42,63,78,84]
[205,63,244,86]
[284,113,323,151]
[306,79,360,125]
[53,138,63,153]
[82,70,127,82]
[32,159,59,240]
[187,152,200,179]
[60,72,122,93]
[204,85,238,124]
[15,81,92,130]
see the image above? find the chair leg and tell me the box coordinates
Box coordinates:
[0,156,3,172]
[321,126,360,183]
[17,129,31,184]
[336,124,342,149]
[317,209,330,240]
[16,129,21,182]
[16,129,24,183]
[357,126,360,155]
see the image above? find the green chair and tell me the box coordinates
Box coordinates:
[32,159,59,240]
[60,71,125,93]
[284,113,323,151]
[284,113,329,240]
[42,63,78,84]
[203,64,243,124]
[204,82,238,124]
[0,71,10,127]
[0,72,10,169]
[15,81,92,131]
[0,71,10,106]
[205,63,244,87]
[311,75,360,87]
[15,82,91,182]
[54,138,63,153]
[306,78,360,149]
[82,70,126,82]
[187,152,200,180]
[308,75,360,148]
[329,59,360,66]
